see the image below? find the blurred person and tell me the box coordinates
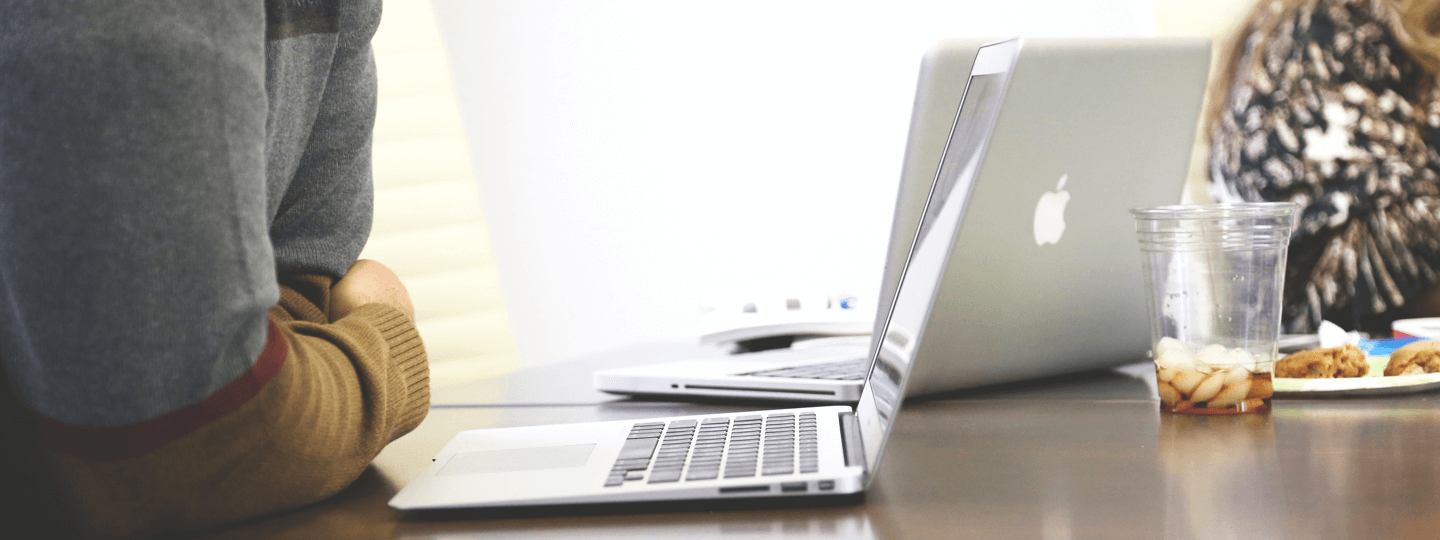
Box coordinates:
[1208,0,1440,334]
[0,0,429,537]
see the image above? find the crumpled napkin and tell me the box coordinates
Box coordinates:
[1317,320,1361,348]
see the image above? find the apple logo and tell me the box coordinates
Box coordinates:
[1033,174,1070,246]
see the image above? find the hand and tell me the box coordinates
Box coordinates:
[329,259,416,322]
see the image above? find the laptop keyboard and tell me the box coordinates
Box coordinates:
[604,412,819,487]
[736,358,868,381]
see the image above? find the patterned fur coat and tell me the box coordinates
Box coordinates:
[1210,0,1440,334]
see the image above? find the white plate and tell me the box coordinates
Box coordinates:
[1273,356,1440,397]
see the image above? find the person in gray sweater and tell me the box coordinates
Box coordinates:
[0,1,429,537]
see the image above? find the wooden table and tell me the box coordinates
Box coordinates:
[186,345,1440,540]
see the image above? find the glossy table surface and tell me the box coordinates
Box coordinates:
[187,344,1440,540]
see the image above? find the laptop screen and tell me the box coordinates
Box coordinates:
[853,39,1017,478]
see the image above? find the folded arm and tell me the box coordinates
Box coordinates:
[0,2,426,537]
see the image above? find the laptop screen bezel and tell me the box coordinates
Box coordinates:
[852,38,1020,484]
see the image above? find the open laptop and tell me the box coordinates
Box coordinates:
[391,38,1050,511]
[592,37,1211,403]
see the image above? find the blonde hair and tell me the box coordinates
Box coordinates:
[1204,0,1440,153]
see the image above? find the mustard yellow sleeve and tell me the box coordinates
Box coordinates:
[24,274,428,539]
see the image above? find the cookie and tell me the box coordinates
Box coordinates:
[1275,344,1368,378]
[1384,340,1440,376]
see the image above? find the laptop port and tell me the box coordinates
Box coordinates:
[780,482,807,493]
[719,485,770,494]
[817,480,835,491]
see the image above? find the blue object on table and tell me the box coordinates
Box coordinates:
[1358,337,1426,355]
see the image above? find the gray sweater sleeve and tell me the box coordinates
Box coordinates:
[0,1,278,427]
[265,0,376,277]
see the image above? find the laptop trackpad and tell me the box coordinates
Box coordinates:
[438,443,597,476]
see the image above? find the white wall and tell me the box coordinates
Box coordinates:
[430,0,1187,367]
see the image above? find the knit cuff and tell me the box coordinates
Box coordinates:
[348,303,430,441]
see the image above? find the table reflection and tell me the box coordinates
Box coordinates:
[1159,413,1285,540]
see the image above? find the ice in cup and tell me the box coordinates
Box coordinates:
[1132,203,1299,415]
[1152,337,1274,414]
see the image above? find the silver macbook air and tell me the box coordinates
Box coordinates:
[592,37,1212,403]
[391,38,1206,511]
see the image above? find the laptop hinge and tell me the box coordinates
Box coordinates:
[838,412,864,469]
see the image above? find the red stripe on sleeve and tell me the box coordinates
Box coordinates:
[35,320,289,461]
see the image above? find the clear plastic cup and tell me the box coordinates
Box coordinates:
[1131,203,1299,415]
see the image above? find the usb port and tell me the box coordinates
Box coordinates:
[780,482,807,493]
